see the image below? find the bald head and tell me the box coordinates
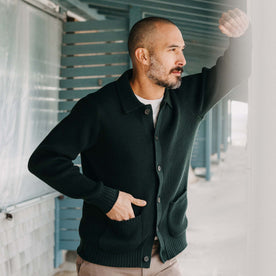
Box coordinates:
[128,17,176,59]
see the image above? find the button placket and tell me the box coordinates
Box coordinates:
[143,256,149,262]
[144,107,151,115]
[153,103,166,260]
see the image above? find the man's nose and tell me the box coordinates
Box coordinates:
[177,52,186,67]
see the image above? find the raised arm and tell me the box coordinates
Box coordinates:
[218,8,250,38]
[198,8,252,117]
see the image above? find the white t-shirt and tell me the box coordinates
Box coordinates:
[135,94,164,127]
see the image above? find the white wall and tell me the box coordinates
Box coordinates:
[0,0,63,274]
[0,0,62,209]
[247,0,276,275]
[0,197,56,276]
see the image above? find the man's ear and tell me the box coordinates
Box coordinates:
[134,48,150,66]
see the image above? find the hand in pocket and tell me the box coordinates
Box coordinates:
[106,191,147,221]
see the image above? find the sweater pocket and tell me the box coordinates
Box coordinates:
[167,191,188,237]
[98,214,143,254]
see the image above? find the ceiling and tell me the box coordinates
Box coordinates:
[54,0,247,74]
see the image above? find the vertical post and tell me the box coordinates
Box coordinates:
[246,0,276,275]
[217,101,222,160]
[128,6,142,68]
[54,197,62,268]
[205,111,212,181]
[228,100,232,145]
[222,97,229,152]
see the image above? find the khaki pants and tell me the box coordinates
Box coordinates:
[76,240,182,276]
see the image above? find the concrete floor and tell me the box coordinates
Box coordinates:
[53,145,249,276]
[179,145,248,276]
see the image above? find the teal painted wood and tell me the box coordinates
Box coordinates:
[58,101,78,111]
[60,240,80,250]
[128,6,142,67]
[85,0,228,24]
[60,208,82,219]
[211,102,222,162]
[60,219,81,229]
[59,197,83,207]
[63,30,128,44]
[60,230,80,240]
[61,53,128,66]
[62,42,128,55]
[85,0,235,14]
[212,104,218,156]
[222,98,229,152]
[205,111,212,181]
[64,19,128,32]
[56,16,129,257]
[191,111,212,180]
[60,64,128,77]
[217,102,222,160]
[57,196,83,251]
[191,119,207,168]
[59,89,97,99]
[60,77,117,89]
[58,112,69,121]
[129,6,142,30]
[54,198,62,268]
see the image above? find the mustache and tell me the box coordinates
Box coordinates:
[170,67,183,74]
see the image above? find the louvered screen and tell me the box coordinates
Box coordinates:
[59,19,129,121]
[55,19,130,267]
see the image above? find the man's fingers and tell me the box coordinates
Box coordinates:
[218,8,249,38]
[128,209,136,220]
[234,8,249,27]
[218,24,233,37]
[131,197,147,207]
[228,10,245,31]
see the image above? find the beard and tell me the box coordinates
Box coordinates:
[146,55,183,89]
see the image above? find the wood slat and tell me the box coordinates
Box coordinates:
[60,64,128,77]
[60,240,80,250]
[63,30,128,44]
[64,19,128,32]
[61,53,128,66]
[60,219,81,229]
[58,112,70,121]
[59,197,83,208]
[60,230,80,240]
[59,89,96,99]
[60,208,82,219]
[58,101,82,110]
[60,77,117,89]
[62,42,128,55]
[85,0,233,14]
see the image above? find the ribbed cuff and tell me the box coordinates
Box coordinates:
[92,184,119,214]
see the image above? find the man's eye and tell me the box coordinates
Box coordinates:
[170,48,176,52]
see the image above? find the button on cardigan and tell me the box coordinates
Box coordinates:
[28,27,251,268]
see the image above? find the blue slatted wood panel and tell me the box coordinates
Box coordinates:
[191,111,212,180]
[222,97,230,152]
[59,18,129,122]
[55,18,130,267]
[211,102,222,162]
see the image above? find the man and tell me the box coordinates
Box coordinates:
[28,8,251,276]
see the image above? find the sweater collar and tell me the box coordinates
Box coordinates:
[116,69,173,114]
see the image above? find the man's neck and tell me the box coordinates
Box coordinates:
[129,69,165,100]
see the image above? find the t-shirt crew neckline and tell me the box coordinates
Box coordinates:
[134,94,164,127]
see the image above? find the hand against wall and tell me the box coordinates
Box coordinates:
[106,191,147,221]
[219,8,250,38]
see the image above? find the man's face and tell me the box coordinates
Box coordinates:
[146,23,186,89]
